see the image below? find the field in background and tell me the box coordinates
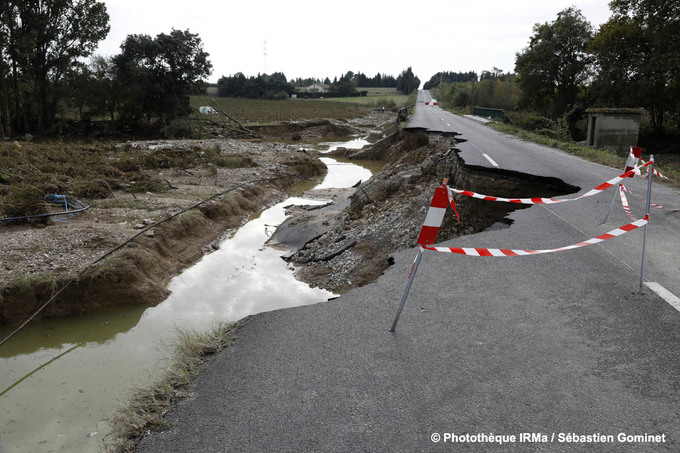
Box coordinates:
[191,95,371,124]
[319,87,413,108]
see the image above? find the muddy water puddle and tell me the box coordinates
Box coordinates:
[0,143,376,452]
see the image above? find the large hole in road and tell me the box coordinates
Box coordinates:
[284,133,581,293]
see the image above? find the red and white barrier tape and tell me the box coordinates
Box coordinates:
[620,183,679,214]
[618,184,636,221]
[638,159,669,180]
[450,161,653,205]
[422,215,649,257]
[446,186,460,222]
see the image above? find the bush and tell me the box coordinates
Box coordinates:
[2,183,47,218]
[504,112,555,131]
[71,178,113,199]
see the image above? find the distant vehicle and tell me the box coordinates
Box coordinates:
[425,101,429,105]
[431,99,438,106]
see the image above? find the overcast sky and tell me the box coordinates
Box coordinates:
[94,0,613,85]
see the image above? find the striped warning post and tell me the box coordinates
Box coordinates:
[449,161,652,205]
[422,215,649,257]
[625,146,643,177]
[416,186,450,245]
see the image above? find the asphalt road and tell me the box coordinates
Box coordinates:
[137,92,680,452]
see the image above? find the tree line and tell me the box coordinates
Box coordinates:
[217,69,418,100]
[0,0,212,136]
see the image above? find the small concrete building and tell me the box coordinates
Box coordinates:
[305,82,329,93]
[586,108,644,154]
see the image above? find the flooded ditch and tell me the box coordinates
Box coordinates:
[0,138,373,453]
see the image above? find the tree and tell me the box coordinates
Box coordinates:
[397,67,420,95]
[0,0,110,133]
[515,7,593,117]
[217,72,293,99]
[115,29,212,122]
[217,72,247,97]
[423,71,477,90]
[333,71,356,95]
[114,34,164,123]
[589,0,680,132]
[88,55,123,124]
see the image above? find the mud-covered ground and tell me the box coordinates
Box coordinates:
[0,112,395,325]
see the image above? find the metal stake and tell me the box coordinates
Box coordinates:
[638,155,653,294]
[389,248,424,332]
[601,188,618,224]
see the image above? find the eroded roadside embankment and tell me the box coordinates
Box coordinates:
[0,153,326,326]
[285,130,580,293]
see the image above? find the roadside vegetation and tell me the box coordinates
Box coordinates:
[486,117,680,190]
[105,323,240,453]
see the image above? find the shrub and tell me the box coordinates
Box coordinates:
[2,183,47,217]
[504,112,555,131]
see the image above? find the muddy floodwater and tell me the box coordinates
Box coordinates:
[0,138,374,452]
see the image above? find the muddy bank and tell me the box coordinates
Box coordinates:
[0,142,328,325]
[280,131,580,293]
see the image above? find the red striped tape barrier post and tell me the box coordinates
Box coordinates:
[416,185,450,245]
[391,180,451,332]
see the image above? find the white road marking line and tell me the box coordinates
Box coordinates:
[446,123,451,127]
[466,141,499,167]
[645,282,680,313]
[469,142,485,153]
[483,153,499,167]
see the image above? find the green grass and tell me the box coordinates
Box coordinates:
[322,95,408,106]
[319,88,413,108]
[190,95,371,124]
[490,122,680,189]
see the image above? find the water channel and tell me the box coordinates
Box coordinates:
[0,138,372,452]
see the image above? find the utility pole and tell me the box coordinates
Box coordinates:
[263,39,268,75]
